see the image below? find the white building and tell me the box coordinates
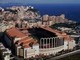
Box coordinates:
[0,43,11,60]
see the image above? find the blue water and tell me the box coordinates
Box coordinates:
[0,3,80,22]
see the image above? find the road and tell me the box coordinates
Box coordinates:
[12,55,24,60]
[47,49,80,60]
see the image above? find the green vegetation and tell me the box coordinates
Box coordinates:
[50,23,80,29]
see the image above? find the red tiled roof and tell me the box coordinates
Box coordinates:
[40,26,67,36]
[6,27,38,48]
[18,38,33,45]
[40,26,74,41]
[24,45,30,48]
[23,40,37,48]
[18,37,37,47]
[23,39,33,44]
[6,27,26,38]
[18,37,31,43]
[22,40,34,46]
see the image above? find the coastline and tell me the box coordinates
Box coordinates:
[0,4,80,22]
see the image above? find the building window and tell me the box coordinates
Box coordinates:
[25,50,27,58]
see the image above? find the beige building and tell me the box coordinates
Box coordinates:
[38,26,76,55]
[5,27,39,59]
[4,26,76,59]
[0,21,15,32]
[0,43,11,60]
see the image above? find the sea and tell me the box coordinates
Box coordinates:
[0,3,80,22]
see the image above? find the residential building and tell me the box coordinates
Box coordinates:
[0,43,11,60]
